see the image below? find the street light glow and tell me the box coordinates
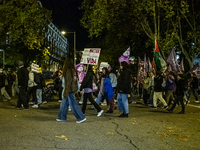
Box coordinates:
[61,31,66,35]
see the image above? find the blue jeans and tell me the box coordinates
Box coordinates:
[95,91,103,105]
[58,93,85,121]
[36,89,42,104]
[117,93,129,114]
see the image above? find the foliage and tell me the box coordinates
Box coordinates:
[81,0,200,69]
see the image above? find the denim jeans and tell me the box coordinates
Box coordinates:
[117,93,129,114]
[36,89,42,105]
[95,91,103,105]
[58,93,85,121]
[148,89,154,105]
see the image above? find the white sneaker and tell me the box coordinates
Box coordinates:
[97,110,104,117]
[76,118,86,123]
[32,104,38,108]
[79,101,83,104]
[132,101,137,104]
[56,119,66,122]
[58,100,62,103]
[68,108,71,111]
[195,100,199,103]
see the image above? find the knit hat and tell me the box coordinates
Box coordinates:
[18,61,24,67]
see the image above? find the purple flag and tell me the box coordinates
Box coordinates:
[147,57,153,72]
[144,54,149,73]
[189,63,199,73]
[118,55,129,64]
[137,57,144,82]
[180,58,184,72]
[166,48,180,73]
[167,64,172,72]
[119,47,130,64]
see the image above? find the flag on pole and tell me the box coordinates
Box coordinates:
[118,47,130,64]
[166,48,180,73]
[144,54,148,73]
[151,58,156,70]
[180,58,184,72]
[147,57,153,72]
[137,57,144,82]
[154,40,167,71]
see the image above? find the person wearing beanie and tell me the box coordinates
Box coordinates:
[16,61,29,110]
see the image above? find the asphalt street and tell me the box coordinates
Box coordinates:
[0,95,200,150]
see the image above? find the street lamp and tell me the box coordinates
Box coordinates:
[61,31,76,66]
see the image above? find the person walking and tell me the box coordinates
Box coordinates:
[143,72,150,106]
[167,72,187,114]
[187,73,199,103]
[148,71,155,106]
[151,70,168,109]
[0,66,5,102]
[165,72,175,107]
[7,69,14,97]
[117,61,131,118]
[80,65,104,117]
[57,58,86,123]
[16,61,29,110]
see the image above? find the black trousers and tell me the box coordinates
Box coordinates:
[82,92,101,114]
[143,89,150,104]
[171,95,185,112]
[17,86,29,109]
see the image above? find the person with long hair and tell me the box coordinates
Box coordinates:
[80,65,104,116]
[56,58,86,123]
[117,61,131,117]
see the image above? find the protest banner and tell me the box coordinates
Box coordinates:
[31,63,39,73]
[99,62,109,72]
[80,48,101,65]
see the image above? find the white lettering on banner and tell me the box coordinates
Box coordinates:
[81,48,101,65]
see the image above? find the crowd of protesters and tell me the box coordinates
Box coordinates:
[1,58,200,124]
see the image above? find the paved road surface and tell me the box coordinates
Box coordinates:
[0,95,200,150]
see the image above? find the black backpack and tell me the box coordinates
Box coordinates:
[34,72,40,84]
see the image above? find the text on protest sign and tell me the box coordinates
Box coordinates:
[80,48,101,65]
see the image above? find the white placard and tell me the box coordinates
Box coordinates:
[99,62,109,72]
[31,63,39,73]
[80,48,101,65]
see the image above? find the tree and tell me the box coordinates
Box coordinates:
[0,0,51,65]
[81,0,200,69]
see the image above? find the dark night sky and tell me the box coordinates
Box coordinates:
[40,0,90,51]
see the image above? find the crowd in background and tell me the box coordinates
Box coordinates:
[1,58,200,123]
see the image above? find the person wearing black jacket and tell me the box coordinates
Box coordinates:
[167,72,187,114]
[16,61,29,110]
[80,65,103,116]
[187,73,199,103]
[117,61,131,117]
[152,70,168,109]
[0,67,5,102]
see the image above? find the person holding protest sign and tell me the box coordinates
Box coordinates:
[80,65,104,117]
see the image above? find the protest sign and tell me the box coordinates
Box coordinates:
[80,48,101,65]
[31,63,39,73]
[99,62,109,72]
[118,47,130,64]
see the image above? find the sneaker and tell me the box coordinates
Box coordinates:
[163,106,168,109]
[76,118,86,123]
[56,119,66,122]
[28,102,34,105]
[68,107,71,111]
[15,106,22,110]
[167,109,173,113]
[186,101,190,105]
[42,101,47,104]
[32,104,38,108]
[87,101,91,105]
[79,101,83,104]
[195,100,199,103]
[132,101,137,104]
[150,106,157,109]
[148,104,153,107]
[106,110,113,113]
[118,113,124,117]
[58,100,62,103]
[178,111,185,114]
[97,110,104,117]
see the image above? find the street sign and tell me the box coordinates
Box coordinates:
[80,48,101,65]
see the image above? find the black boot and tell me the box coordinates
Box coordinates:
[178,110,185,114]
